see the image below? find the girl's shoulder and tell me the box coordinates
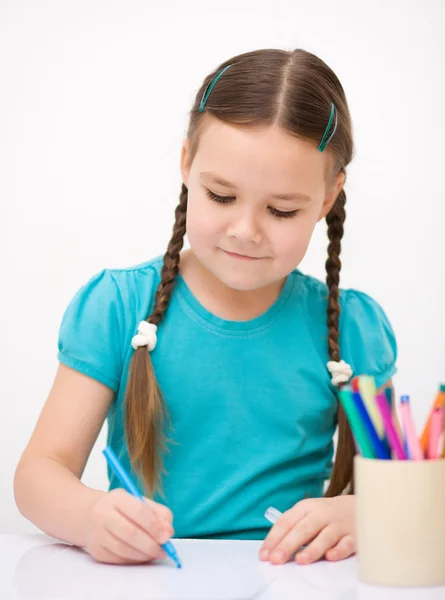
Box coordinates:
[292,268,391,320]
[104,254,164,287]
[57,255,165,392]
[73,254,167,312]
[293,269,398,388]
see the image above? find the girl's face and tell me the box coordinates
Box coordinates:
[180,117,344,292]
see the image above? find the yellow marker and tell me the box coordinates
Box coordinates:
[358,376,384,438]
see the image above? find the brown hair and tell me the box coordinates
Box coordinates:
[125,48,355,498]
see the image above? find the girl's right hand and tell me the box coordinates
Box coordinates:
[82,488,175,564]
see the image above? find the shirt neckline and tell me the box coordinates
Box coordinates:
[174,270,297,333]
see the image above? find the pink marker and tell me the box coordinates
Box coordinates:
[400,396,423,460]
[375,393,407,460]
[427,407,444,460]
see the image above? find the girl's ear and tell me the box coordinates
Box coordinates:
[317,170,346,222]
[180,139,192,187]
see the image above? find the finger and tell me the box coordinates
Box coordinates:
[93,543,152,565]
[145,498,174,527]
[103,529,162,563]
[295,524,341,564]
[109,508,168,559]
[268,514,321,564]
[260,506,307,559]
[112,490,173,542]
[325,535,356,561]
[92,546,130,565]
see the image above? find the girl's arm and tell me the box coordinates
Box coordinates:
[13,363,113,547]
[259,377,401,565]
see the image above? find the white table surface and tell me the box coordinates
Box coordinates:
[1,534,444,600]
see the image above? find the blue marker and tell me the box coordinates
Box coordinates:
[351,390,391,459]
[102,446,181,568]
[400,395,412,459]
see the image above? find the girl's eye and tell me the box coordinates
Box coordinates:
[268,207,299,220]
[205,189,299,219]
[205,189,235,204]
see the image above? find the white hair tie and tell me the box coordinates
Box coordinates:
[327,359,353,386]
[131,321,158,352]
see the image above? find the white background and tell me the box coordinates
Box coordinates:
[1,0,444,533]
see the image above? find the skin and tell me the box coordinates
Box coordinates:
[13,114,392,566]
[14,363,174,565]
[258,380,393,565]
[179,115,344,320]
[180,115,392,565]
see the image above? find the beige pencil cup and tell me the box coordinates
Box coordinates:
[354,455,445,587]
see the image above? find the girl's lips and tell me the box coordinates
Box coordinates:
[222,249,262,260]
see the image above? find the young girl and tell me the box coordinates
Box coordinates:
[14,48,397,568]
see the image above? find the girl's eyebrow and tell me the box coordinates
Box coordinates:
[200,171,313,202]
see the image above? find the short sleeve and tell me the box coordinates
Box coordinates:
[57,269,126,392]
[339,289,398,390]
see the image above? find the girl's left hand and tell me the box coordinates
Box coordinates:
[259,495,356,565]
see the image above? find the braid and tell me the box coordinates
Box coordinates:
[150,185,188,325]
[125,184,188,496]
[326,188,345,362]
[324,181,356,497]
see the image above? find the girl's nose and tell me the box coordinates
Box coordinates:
[226,210,263,244]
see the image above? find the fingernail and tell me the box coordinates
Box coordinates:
[297,552,309,564]
[260,549,269,560]
[270,550,284,563]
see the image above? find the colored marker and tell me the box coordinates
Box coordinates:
[427,408,444,460]
[384,386,393,408]
[399,396,412,459]
[264,507,307,553]
[442,405,445,459]
[385,387,404,446]
[264,507,282,525]
[420,385,445,454]
[351,390,390,459]
[399,395,423,460]
[102,447,181,568]
[356,376,384,438]
[338,386,375,458]
[375,394,407,460]
[351,378,360,393]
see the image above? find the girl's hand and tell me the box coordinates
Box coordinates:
[259,496,356,565]
[82,489,174,564]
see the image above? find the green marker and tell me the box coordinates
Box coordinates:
[338,386,375,458]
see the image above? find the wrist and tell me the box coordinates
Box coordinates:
[78,487,106,548]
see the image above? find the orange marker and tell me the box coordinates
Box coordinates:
[420,385,445,454]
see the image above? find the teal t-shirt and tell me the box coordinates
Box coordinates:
[57,255,397,540]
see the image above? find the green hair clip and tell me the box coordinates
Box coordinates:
[318,102,338,152]
[199,64,234,112]
[199,64,337,152]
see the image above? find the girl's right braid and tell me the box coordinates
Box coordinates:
[150,184,188,325]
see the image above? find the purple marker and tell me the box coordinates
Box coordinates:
[375,393,407,460]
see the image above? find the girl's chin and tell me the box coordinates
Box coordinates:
[213,271,273,292]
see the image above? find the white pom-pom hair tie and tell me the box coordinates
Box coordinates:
[327,359,353,387]
[131,321,158,352]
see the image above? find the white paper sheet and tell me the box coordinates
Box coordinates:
[5,536,278,600]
